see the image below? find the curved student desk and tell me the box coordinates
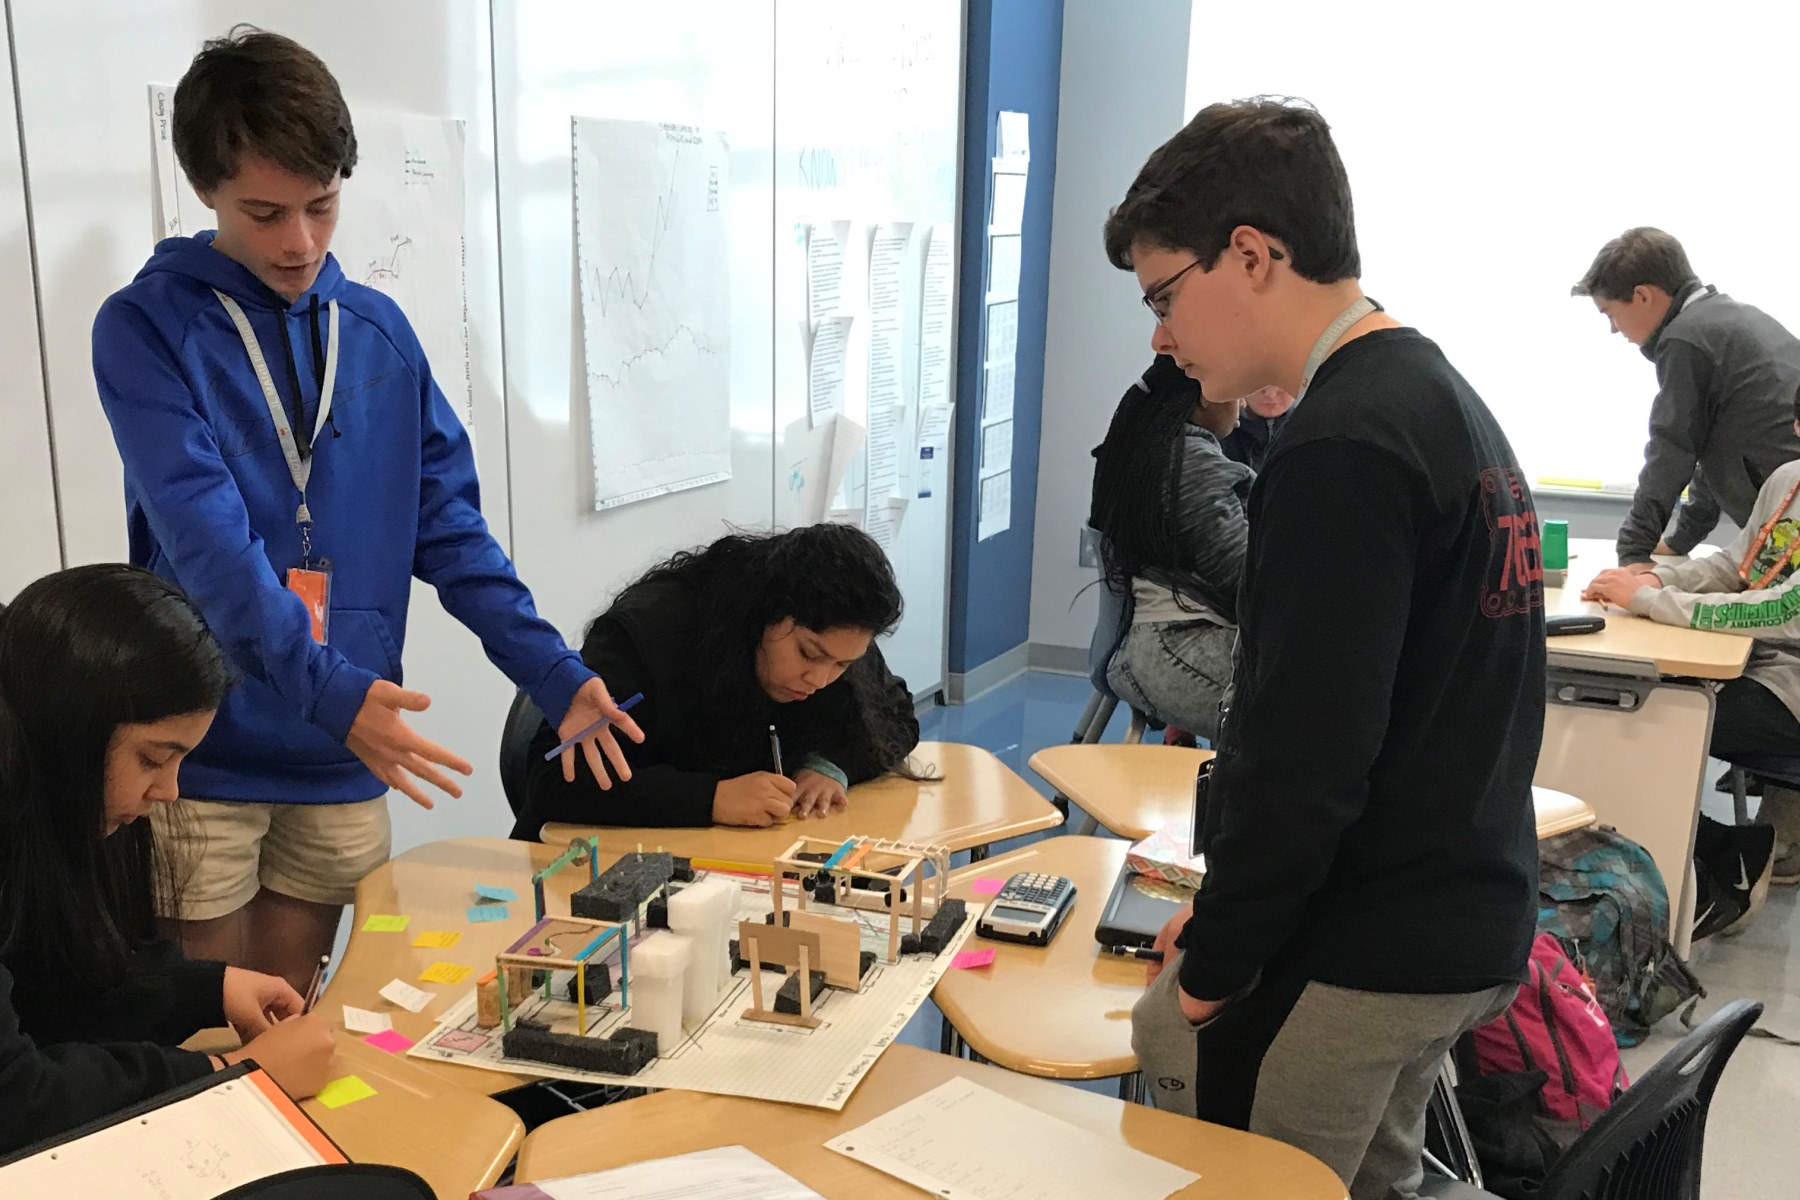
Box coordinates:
[512,1043,1347,1200]
[183,1019,522,1196]
[932,835,1144,1089]
[321,836,587,1096]
[1542,539,1750,958]
[538,741,1062,862]
[1029,744,1595,843]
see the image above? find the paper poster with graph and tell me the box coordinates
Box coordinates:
[148,88,474,430]
[574,117,732,510]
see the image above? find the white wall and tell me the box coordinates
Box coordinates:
[0,28,62,599]
[1027,0,1191,654]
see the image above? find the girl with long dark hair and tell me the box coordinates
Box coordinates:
[0,565,333,1154]
[514,525,922,837]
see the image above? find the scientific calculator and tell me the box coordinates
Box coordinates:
[975,871,1077,946]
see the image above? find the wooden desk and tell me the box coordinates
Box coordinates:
[513,1044,1346,1200]
[1029,744,1211,840]
[1532,786,1597,839]
[1547,538,1749,679]
[183,1023,522,1197]
[540,742,1062,861]
[934,836,1144,1083]
[320,837,580,1096]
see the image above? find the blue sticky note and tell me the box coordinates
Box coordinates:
[474,884,517,902]
[467,904,510,923]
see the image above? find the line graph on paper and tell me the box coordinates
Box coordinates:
[574,117,732,511]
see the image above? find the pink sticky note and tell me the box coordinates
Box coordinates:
[952,948,996,969]
[970,878,1005,896]
[363,1029,416,1054]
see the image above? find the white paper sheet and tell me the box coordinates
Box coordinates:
[997,110,1031,165]
[380,979,433,1013]
[0,1074,335,1196]
[826,1077,1198,1200]
[530,1146,823,1200]
[342,1005,393,1034]
[978,470,1012,542]
[868,223,911,412]
[984,359,1015,424]
[808,316,853,427]
[919,224,955,414]
[981,419,1013,478]
[987,234,1021,303]
[989,171,1028,236]
[808,221,849,324]
[986,300,1018,364]
[574,117,732,510]
[866,402,904,551]
[918,403,954,450]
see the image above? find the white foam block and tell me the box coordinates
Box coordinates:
[630,931,692,1056]
[668,878,735,1024]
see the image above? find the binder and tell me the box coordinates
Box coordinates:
[0,1062,346,1194]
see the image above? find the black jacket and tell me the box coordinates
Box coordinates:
[512,576,919,838]
[0,941,223,1155]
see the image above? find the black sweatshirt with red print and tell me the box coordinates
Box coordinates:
[1180,328,1545,1003]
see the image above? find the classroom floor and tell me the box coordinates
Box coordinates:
[916,669,1797,1199]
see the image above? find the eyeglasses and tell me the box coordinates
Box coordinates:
[1141,259,1202,323]
[1140,246,1286,323]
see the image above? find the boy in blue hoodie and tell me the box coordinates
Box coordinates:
[91,27,642,990]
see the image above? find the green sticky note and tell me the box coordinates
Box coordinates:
[362,914,410,932]
[316,1075,377,1109]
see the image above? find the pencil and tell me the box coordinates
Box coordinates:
[543,692,645,761]
[768,725,785,775]
[300,954,329,1015]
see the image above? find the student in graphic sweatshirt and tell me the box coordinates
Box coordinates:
[513,525,922,839]
[1106,99,1542,1200]
[0,566,332,1156]
[91,28,641,991]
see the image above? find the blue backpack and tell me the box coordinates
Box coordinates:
[1535,826,1703,1047]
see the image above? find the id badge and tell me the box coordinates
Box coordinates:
[286,557,333,645]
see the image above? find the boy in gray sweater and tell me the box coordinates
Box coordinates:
[1573,228,1800,567]
[1586,451,1800,907]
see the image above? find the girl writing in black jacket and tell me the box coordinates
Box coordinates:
[0,565,333,1155]
[514,525,922,837]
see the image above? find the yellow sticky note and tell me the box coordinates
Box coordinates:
[419,961,473,985]
[316,1075,377,1109]
[361,914,410,933]
[411,930,462,949]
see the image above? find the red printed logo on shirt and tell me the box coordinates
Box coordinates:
[1480,467,1545,619]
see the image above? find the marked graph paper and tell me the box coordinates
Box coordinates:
[573,117,732,510]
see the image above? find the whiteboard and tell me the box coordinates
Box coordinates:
[1183,0,1800,495]
[0,22,61,598]
[11,2,516,849]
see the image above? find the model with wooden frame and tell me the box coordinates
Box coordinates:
[770,835,948,963]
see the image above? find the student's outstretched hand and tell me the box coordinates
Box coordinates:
[714,773,797,827]
[791,768,849,820]
[346,680,474,809]
[557,676,647,790]
[223,966,303,1040]
[224,1013,334,1100]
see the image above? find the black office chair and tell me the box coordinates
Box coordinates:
[498,688,547,817]
[214,1163,434,1198]
[1724,753,1800,825]
[1422,999,1764,1200]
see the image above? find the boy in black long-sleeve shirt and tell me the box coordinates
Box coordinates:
[1106,99,1543,1200]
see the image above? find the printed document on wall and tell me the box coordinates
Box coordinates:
[978,470,1011,542]
[574,117,731,510]
[149,93,476,431]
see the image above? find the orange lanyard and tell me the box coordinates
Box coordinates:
[1738,474,1800,588]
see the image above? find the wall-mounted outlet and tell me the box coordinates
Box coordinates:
[1077,526,1100,569]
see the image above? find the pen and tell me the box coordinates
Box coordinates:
[300,954,329,1015]
[769,724,785,775]
[1104,946,1164,962]
[543,692,645,761]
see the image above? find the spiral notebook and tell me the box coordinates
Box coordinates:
[0,1062,345,1195]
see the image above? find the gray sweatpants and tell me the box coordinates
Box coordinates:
[1133,954,1513,1200]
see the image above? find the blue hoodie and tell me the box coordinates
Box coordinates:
[93,233,593,804]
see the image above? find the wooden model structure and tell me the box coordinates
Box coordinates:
[771,835,948,963]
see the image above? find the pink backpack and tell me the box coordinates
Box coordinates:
[1470,933,1628,1134]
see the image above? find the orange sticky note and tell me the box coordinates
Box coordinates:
[411,930,461,949]
[419,961,473,985]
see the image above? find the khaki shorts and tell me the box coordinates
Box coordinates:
[152,796,392,921]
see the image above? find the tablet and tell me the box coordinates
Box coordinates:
[1093,860,1194,950]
